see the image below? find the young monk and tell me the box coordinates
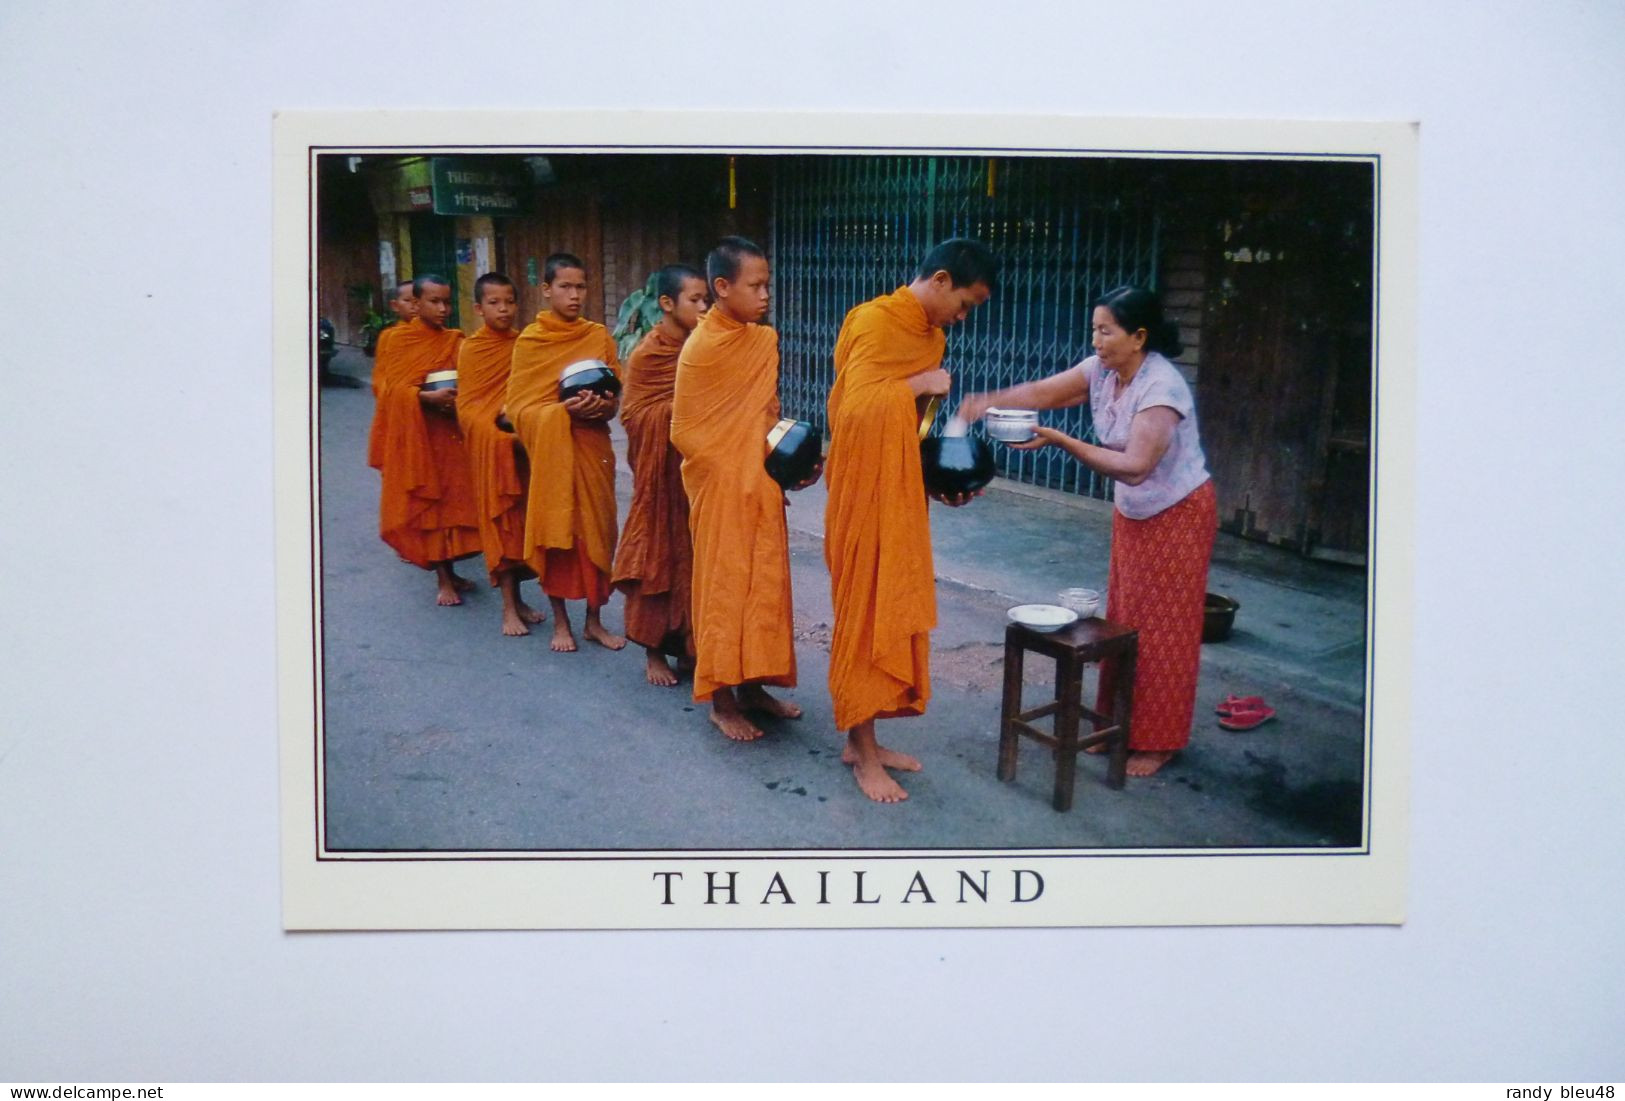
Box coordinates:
[612,264,708,686]
[373,280,418,364]
[365,274,482,605]
[456,272,545,636]
[824,239,998,802]
[671,237,818,741]
[504,253,627,653]
[389,279,418,322]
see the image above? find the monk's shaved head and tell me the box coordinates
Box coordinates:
[543,253,587,284]
[706,236,766,289]
[412,273,451,297]
[657,263,705,303]
[474,272,516,301]
[916,238,999,294]
[387,279,419,321]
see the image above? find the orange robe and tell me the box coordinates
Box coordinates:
[504,310,620,604]
[611,325,694,655]
[455,325,529,585]
[366,318,482,569]
[671,309,796,702]
[366,324,399,468]
[824,287,944,730]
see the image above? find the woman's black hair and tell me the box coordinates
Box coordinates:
[1095,285,1183,358]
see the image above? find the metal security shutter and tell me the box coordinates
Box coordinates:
[772,154,1160,499]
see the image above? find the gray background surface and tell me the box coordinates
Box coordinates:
[3,0,1622,1082]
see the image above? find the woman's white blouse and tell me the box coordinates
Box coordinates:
[1076,351,1211,519]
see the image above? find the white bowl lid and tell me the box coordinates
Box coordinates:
[561,359,610,379]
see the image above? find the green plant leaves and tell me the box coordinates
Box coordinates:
[610,270,667,360]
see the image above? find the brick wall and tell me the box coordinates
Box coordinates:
[1158,213,1207,384]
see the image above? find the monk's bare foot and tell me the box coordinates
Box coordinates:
[851,758,909,803]
[1126,750,1176,777]
[709,707,763,741]
[501,607,531,636]
[739,685,801,719]
[709,690,763,741]
[450,574,475,594]
[583,620,627,651]
[434,563,463,606]
[550,621,578,653]
[841,743,922,772]
[676,654,696,674]
[515,600,544,625]
[644,650,678,687]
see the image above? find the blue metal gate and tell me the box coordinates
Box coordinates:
[771,155,1161,499]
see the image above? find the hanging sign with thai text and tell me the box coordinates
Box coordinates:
[430,157,531,216]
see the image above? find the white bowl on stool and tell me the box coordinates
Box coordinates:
[1007,604,1079,633]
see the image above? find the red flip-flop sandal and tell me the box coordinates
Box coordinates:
[1215,694,1267,717]
[1219,704,1276,732]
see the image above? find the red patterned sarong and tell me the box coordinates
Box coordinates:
[1097,479,1217,752]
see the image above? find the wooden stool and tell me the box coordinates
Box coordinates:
[997,617,1138,811]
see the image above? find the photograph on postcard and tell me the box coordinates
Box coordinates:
[275,112,1413,928]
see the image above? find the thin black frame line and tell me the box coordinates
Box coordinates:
[302,145,1384,862]
[308,142,1384,162]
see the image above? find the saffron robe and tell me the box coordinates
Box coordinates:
[611,325,694,654]
[824,287,943,730]
[671,308,796,702]
[366,323,401,468]
[504,310,620,598]
[366,318,481,568]
[455,325,529,585]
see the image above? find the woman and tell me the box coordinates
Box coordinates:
[958,286,1216,777]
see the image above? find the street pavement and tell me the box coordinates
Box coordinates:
[316,347,1367,852]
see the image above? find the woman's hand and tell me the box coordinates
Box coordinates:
[1006,425,1068,451]
[955,392,992,424]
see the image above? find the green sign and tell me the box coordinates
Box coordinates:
[430,157,531,217]
[368,157,433,213]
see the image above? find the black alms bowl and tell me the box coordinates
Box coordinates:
[920,434,996,497]
[421,369,458,392]
[764,418,822,489]
[558,359,622,402]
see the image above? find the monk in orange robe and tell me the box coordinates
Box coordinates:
[456,272,545,636]
[612,264,708,686]
[372,280,417,365]
[365,274,482,605]
[504,253,627,653]
[824,239,998,802]
[672,237,819,741]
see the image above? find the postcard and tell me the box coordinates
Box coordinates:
[275,110,1414,929]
